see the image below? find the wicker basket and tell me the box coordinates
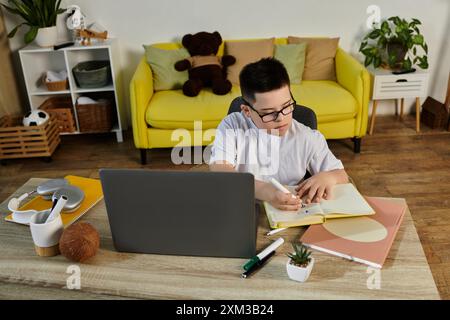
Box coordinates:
[76,99,113,132]
[42,74,69,91]
[72,61,112,88]
[39,97,76,133]
[0,115,60,160]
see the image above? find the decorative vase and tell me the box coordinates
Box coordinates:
[35,26,58,47]
[286,257,314,282]
[386,40,408,70]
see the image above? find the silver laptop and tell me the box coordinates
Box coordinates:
[99,169,257,258]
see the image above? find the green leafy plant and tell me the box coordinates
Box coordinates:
[1,0,65,44]
[359,16,428,71]
[287,242,312,268]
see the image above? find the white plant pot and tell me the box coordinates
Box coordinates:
[286,257,314,282]
[35,26,58,47]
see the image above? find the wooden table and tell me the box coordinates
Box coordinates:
[0,178,440,300]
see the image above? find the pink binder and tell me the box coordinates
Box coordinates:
[300,197,406,268]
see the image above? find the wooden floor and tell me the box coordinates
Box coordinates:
[1,114,449,300]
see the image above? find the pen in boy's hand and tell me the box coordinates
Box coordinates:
[269,178,305,208]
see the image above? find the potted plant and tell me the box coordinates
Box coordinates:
[359,16,428,72]
[1,0,65,47]
[286,242,314,282]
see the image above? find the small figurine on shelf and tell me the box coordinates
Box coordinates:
[76,28,108,46]
[65,6,108,46]
[65,5,86,42]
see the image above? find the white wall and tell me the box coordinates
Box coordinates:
[3,0,450,123]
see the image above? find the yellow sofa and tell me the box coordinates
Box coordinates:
[130,38,370,164]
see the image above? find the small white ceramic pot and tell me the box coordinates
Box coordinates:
[286,257,314,282]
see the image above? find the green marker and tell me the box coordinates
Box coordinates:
[243,237,284,271]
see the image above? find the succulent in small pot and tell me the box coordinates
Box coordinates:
[286,242,314,282]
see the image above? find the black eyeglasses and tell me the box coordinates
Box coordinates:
[242,94,296,123]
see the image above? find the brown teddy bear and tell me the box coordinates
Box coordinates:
[175,31,235,97]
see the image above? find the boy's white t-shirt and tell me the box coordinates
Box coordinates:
[209,111,344,186]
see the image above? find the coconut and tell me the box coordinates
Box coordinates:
[59,222,100,262]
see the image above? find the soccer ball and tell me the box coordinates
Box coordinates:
[23,110,50,127]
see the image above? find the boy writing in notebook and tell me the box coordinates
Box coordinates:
[209,58,348,211]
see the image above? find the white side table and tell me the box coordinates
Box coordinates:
[368,68,429,134]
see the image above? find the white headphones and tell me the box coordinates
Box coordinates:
[7,179,85,224]
[8,191,41,224]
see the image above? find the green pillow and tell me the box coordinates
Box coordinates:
[274,43,307,84]
[143,45,190,91]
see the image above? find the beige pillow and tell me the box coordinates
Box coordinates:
[287,37,339,81]
[225,38,275,85]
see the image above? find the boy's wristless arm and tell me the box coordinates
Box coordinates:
[329,169,349,184]
[255,180,275,202]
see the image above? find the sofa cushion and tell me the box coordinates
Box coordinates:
[291,81,358,123]
[146,86,242,130]
[288,37,339,81]
[225,38,275,85]
[143,45,190,91]
[274,43,307,84]
[146,81,358,129]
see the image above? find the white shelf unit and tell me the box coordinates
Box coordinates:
[19,39,126,142]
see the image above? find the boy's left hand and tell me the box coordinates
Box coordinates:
[295,171,337,204]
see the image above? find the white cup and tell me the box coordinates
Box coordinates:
[29,210,64,257]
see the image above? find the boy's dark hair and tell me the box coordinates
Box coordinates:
[239,58,290,103]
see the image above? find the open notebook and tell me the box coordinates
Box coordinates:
[264,183,375,228]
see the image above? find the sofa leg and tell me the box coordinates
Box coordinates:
[140,149,148,165]
[352,137,361,154]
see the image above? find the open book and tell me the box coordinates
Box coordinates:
[264,183,375,228]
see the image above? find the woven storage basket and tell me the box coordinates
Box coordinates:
[42,74,69,91]
[76,99,113,132]
[0,115,60,160]
[72,60,112,88]
[39,97,76,133]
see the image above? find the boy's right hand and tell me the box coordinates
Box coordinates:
[268,189,303,211]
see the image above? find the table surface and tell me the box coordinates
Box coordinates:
[367,67,429,76]
[0,178,440,300]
